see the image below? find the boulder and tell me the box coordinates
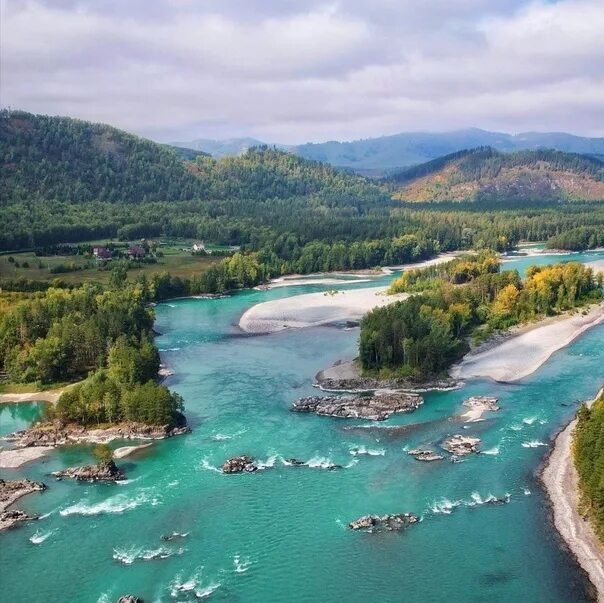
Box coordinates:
[117,596,144,603]
[349,513,419,531]
[52,460,125,482]
[222,455,258,473]
[407,449,445,462]
[291,391,423,421]
[442,435,481,456]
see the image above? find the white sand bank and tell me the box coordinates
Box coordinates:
[586,259,604,274]
[452,302,604,383]
[239,287,409,334]
[0,446,53,469]
[542,387,604,602]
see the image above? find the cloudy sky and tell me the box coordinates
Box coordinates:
[2,0,603,143]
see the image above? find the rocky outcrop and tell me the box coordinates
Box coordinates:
[52,460,125,482]
[283,458,305,466]
[222,455,258,473]
[4,419,190,448]
[349,513,419,531]
[291,391,423,421]
[117,596,144,603]
[441,435,481,456]
[462,396,500,412]
[0,479,46,531]
[407,449,445,462]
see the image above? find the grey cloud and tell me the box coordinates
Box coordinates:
[1,0,602,142]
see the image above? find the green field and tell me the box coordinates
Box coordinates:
[0,240,224,286]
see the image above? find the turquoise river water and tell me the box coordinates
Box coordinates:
[1,249,603,602]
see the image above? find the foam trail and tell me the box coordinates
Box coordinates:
[200,458,222,473]
[349,445,385,456]
[233,553,252,574]
[481,446,500,456]
[522,440,547,448]
[170,569,221,599]
[113,545,185,565]
[29,529,55,544]
[60,490,159,516]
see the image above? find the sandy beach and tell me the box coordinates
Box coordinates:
[541,387,604,602]
[0,383,77,405]
[0,446,53,469]
[239,287,409,334]
[587,258,604,274]
[451,301,604,383]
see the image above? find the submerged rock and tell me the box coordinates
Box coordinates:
[222,455,258,474]
[349,513,419,531]
[407,449,445,462]
[160,532,189,541]
[52,460,125,482]
[291,391,423,421]
[117,596,144,603]
[283,458,305,466]
[442,435,481,456]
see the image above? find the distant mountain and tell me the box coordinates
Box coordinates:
[170,137,290,158]
[388,147,604,203]
[175,128,604,172]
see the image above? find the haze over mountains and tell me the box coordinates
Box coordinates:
[173,128,604,173]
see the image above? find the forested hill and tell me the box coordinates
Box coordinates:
[389,147,604,203]
[0,110,210,204]
[0,110,387,207]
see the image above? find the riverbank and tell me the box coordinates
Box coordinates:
[541,387,604,602]
[451,301,604,383]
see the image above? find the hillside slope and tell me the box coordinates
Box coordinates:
[0,110,209,204]
[389,147,604,202]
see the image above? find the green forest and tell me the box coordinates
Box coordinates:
[0,282,184,427]
[574,394,604,539]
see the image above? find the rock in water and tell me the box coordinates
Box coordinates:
[284,458,305,466]
[462,396,500,412]
[52,460,125,482]
[349,513,419,531]
[291,391,423,421]
[441,435,481,456]
[117,596,144,603]
[222,455,258,473]
[407,449,445,462]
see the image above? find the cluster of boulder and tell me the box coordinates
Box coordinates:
[441,435,481,457]
[291,391,423,421]
[407,449,444,462]
[0,479,47,531]
[349,513,419,532]
[222,455,258,473]
[52,460,125,482]
[462,396,500,412]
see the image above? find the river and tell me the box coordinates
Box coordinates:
[1,249,603,602]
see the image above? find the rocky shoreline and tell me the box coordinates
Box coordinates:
[291,390,423,421]
[314,359,460,393]
[0,479,47,531]
[4,420,190,448]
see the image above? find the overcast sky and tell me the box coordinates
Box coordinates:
[2,0,603,143]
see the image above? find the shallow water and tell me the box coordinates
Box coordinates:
[0,250,603,602]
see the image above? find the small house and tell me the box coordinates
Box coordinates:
[128,245,146,259]
[92,246,112,259]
